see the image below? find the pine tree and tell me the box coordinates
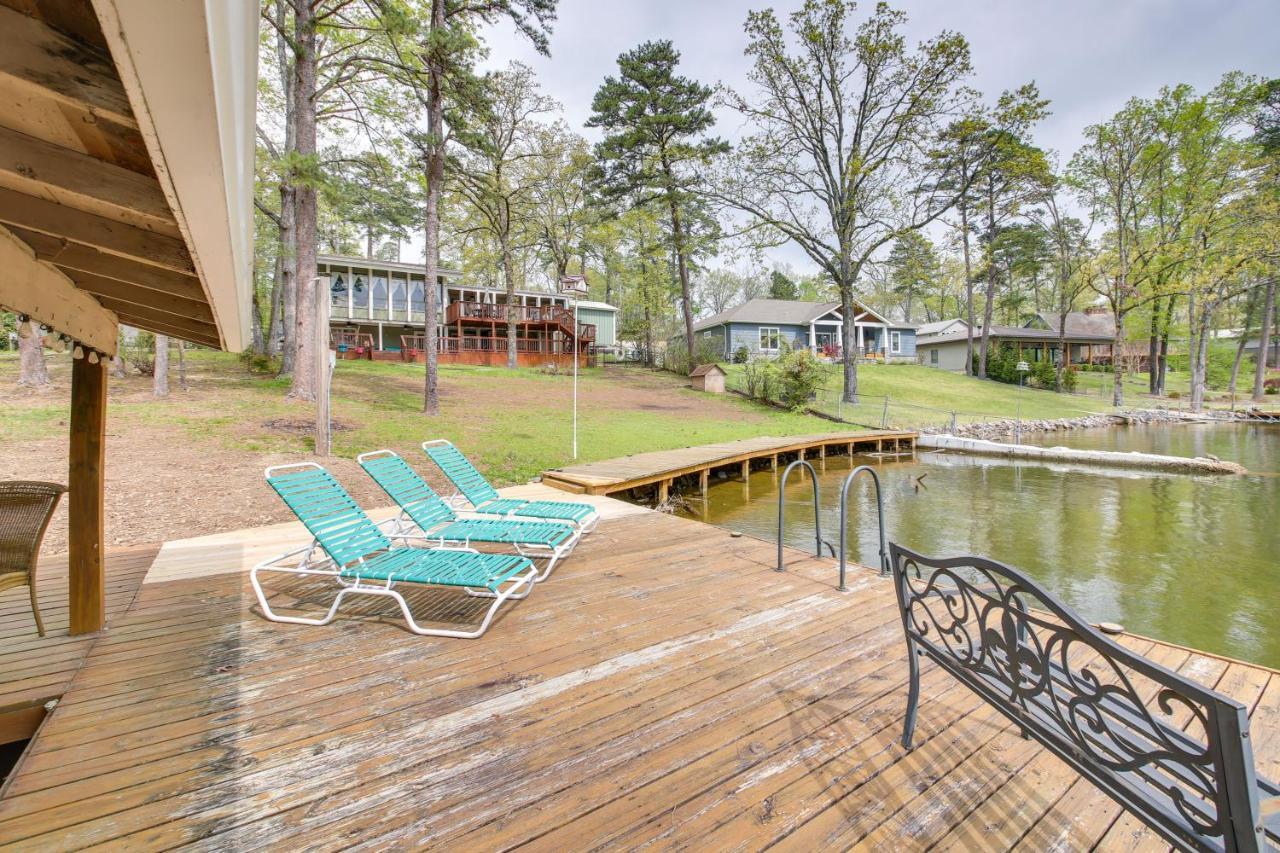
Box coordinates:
[587,40,726,362]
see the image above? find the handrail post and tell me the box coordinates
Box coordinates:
[837,465,889,591]
[776,459,826,572]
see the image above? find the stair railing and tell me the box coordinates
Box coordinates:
[775,459,835,572]
[837,465,889,590]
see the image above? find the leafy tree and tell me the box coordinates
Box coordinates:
[373,0,556,414]
[768,270,797,300]
[886,232,942,322]
[453,62,556,367]
[715,1,1006,402]
[587,40,727,362]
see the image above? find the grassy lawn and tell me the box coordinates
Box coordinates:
[0,351,844,486]
[1071,367,1192,400]
[723,362,1120,428]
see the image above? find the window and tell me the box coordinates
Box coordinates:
[390,279,407,316]
[890,330,902,354]
[329,274,347,312]
[930,348,939,365]
[371,276,388,319]
[410,281,425,316]
[351,275,368,318]
[758,326,781,351]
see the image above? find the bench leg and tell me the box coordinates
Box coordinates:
[903,637,921,750]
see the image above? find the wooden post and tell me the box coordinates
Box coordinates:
[740,460,750,482]
[68,354,107,635]
[699,468,709,499]
[770,454,778,473]
[797,448,805,463]
[657,479,670,504]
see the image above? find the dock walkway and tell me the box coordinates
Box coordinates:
[541,431,916,498]
[0,486,1274,849]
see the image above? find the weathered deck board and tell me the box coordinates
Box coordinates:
[541,431,917,494]
[0,545,153,733]
[0,506,1273,849]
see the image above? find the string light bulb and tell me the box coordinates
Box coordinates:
[16,315,31,339]
[72,345,85,360]
[88,350,100,364]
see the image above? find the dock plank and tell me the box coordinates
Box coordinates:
[0,502,1273,850]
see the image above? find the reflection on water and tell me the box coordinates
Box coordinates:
[679,423,1280,668]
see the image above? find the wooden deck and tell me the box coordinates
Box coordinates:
[0,493,1275,849]
[0,546,153,745]
[542,431,917,497]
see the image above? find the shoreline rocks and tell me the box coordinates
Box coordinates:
[919,408,1247,442]
[917,433,1248,475]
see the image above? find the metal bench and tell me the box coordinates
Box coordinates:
[888,543,1279,852]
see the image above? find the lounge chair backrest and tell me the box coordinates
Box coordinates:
[359,453,457,531]
[424,442,500,505]
[266,465,390,568]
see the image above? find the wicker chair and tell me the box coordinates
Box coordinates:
[0,481,66,636]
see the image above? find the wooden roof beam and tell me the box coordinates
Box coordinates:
[0,3,137,130]
[0,124,177,236]
[0,187,194,275]
[0,224,118,354]
[65,269,215,325]
[8,225,202,301]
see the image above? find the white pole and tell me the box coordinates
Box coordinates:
[315,275,332,457]
[573,296,578,460]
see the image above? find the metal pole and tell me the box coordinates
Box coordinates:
[572,296,578,460]
[838,465,888,590]
[775,459,828,572]
[314,275,331,457]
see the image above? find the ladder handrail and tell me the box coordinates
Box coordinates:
[837,465,889,590]
[775,459,834,572]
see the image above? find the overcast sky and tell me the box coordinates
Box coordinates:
[441,0,1280,274]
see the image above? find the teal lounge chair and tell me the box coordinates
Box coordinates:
[421,439,600,533]
[357,450,579,582]
[254,463,536,638]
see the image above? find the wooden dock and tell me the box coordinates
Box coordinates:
[541,431,917,499]
[0,488,1274,849]
[0,546,153,746]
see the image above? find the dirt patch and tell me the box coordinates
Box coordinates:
[263,417,356,434]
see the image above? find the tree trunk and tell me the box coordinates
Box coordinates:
[266,252,284,358]
[274,0,297,377]
[153,335,170,398]
[662,162,695,362]
[1156,296,1175,395]
[978,270,996,379]
[250,278,266,356]
[500,224,517,369]
[1228,289,1257,397]
[421,0,445,415]
[287,4,318,402]
[16,332,49,388]
[1189,298,1213,413]
[960,205,975,376]
[840,284,859,403]
[177,340,188,390]
[1111,306,1125,407]
[1146,298,1161,393]
[1254,278,1276,403]
[111,352,126,379]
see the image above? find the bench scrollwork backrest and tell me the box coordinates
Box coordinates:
[887,543,1267,853]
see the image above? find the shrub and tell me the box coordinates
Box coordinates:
[732,345,749,364]
[774,345,827,411]
[665,337,723,377]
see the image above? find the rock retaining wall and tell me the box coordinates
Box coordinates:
[919,408,1249,442]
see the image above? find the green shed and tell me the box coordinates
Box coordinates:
[576,301,620,347]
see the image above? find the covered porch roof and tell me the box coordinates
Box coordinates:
[0,0,256,639]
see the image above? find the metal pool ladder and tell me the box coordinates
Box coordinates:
[774,460,889,592]
[775,459,835,572]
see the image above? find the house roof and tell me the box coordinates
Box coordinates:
[920,324,1115,346]
[1028,311,1115,337]
[693,298,897,332]
[916,318,969,337]
[689,363,726,377]
[575,300,619,312]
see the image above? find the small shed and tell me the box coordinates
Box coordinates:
[690,363,727,393]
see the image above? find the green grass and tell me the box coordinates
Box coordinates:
[722,361,1119,428]
[0,351,847,486]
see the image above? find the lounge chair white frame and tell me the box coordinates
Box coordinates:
[253,462,537,638]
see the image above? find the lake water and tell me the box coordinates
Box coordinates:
[679,422,1280,668]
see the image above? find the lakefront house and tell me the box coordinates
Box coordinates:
[692,298,917,362]
[916,308,1124,371]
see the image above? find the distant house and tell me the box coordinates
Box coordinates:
[918,308,1119,371]
[691,298,917,362]
[916,318,971,338]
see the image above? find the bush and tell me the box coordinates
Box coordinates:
[732,345,749,364]
[665,337,723,377]
[123,331,156,376]
[774,345,827,411]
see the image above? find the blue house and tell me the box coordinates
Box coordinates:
[692,298,916,362]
